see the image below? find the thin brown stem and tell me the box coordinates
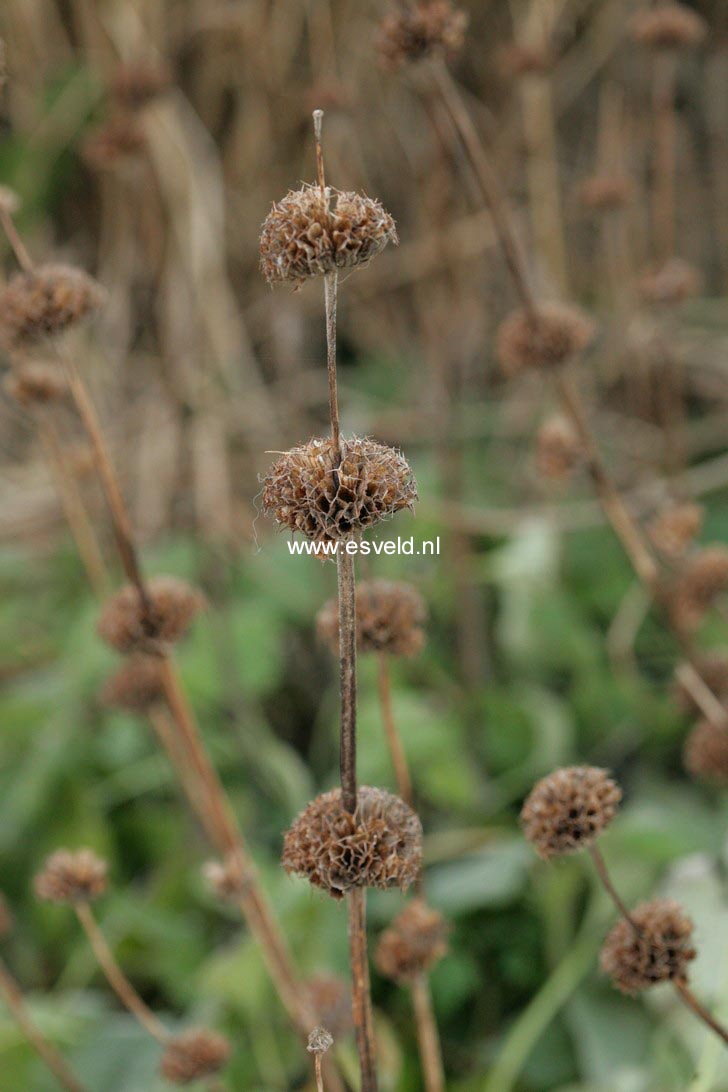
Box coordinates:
[0,956,87,1092]
[674,979,728,1046]
[652,53,677,264]
[314,1053,325,1092]
[377,653,413,807]
[347,888,378,1092]
[587,845,639,930]
[325,271,340,455]
[313,109,327,195]
[74,902,169,1045]
[337,549,358,815]
[0,206,34,272]
[410,973,445,1092]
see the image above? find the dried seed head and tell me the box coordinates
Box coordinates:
[639,258,702,305]
[375,899,449,983]
[159,1029,231,1084]
[521,766,622,859]
[306,975,354,1040]
[4,362,67,406]
[535,415,581,480]
[97,577,206,654]
[674,653,728,715]
[100,656,165,713]
[317,580,426,657]
[600,899,696,994]
[307,1026,334,1055]
[82,118,146,170]
[260,185,398,286]
[0,893,14,938]
[0,265,105,348]
[497,42,554,79]
[202,853,250,902]
[0,185,21,216]
[496,303,596,375]
[282,786,422,899]
[683,719,728,786]
[262,436,416,545]
[376,1,468,69]
[577,175,633,213]
[667,547,728,632]
[631,3,707,49]
[34,849,108,904]
[111,61,172,110]
[647,501,703,559]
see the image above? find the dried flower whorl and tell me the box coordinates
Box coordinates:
[0,265,105,347]
[674,653,728,715]
[375,899,449,983]
[683,720,728,786]
[100,656,165,713]
[159,1029,231,1084]
[376,1,468,68]
[202,853,250,902]
[577,175,633,213]
[260,184,397,286]
[667,547,728,632]
[631,3,707,49]
[521,766,622,859]
[34,849,108,904]
[535,415,581,480]
[600,899,696,994]
[639,259,702,306]
[306,975,354,1040]
[262,436,416,545]
[97,577,206,654]
[282,786,422,899]
[317,580,426,657]
[647,502,703,559]
[4,362,67,406]
[496,303,596,374]
[307,1026,334,1055]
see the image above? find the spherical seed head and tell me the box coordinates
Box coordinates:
[647,502,703,559]
[0,265,105,348]
[282,786,422,899]
[306,975,354,1040]
[600,899,696,994]
[577,175,633,213]
[262,436,417,545]
[34,849,108,904]
[0,893,14,938]
[111,61,172,110]
[317,580,427,658]
[376,1,468,69]
[159,1029,231,1085]
[521,766,622,859]
[202,853,250,902]
[667,547,728,632]
[0,185,21,216]
[307,1026,334,1055]
[260,184,398,286]
[4,362,67,406]
[535,415,581,480]
[82,118,146,170]
[497,42,554,79]
[684,719,728,786]
[100,656,165,713]
[496,303,596,375]
[674,653,728,715]
[97,577,206,654]
[639,258,702,306]
[631,3,707,49]
[375,898,449,983]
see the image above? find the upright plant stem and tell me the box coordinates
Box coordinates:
[314,1052,325,1092]
[0,957,87,1092]
[653,52,677,263]
[338,551,358,815]
[324,271,340,455]
[410,974,445,1092]
[376,653,413,807]
[348,888,378,1092]
[674,980,728,1047]
[587,846,637,929]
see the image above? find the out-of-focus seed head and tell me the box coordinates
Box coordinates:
[82,118,146,171]
[97,577,206,655]
[0,265,105,348]
[317,580,426,657]
[667,547,728,632]
[282,786,423,899]
[111,61,172,110]
[100,656,165,713]
[4,362,67,407]
[260,185,398,286]
[497,42,554,79]
[631,3,707,49]
[262,436,416,546]
[647,502,703,559]
[34,849,108,904]
[307,1026,334,1055]
[577,175,633,213]
[535,415,581,480]
[375,898,449,983]
[376,1,468,69]
[306,975,354,1040]
[674,653,728,715]
[0,185,21,216]
[496,303,596,375]
[683,719,728,786]
[600,899,696,994]
[639,258,702,305]
[202,852,250,902]
[0,892,14,938]
[521,766,622,859]
[159,1029,231,1085]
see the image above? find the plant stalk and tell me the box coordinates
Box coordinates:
[347,888,378,1092]
[377,653,413,807]
[411,973,445,1092]
[337,550,358,815]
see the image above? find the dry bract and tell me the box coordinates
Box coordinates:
[0,265,105,347]
[647,502,703,559]
[667,547,728,632]
[600,899,696,994]
[262,436,416,544]
[683,720,728,786]
[282,786,422,899]
[159,1029,231,1084]
[631,3,707,49]
[577,175,633,213]
[202,853,250,902]
[100,656,165,713]
[306,974,354,1040]
[97,577,206,654]
[639,258,702,306]
[535,416,581,480]
[307,1025,334,1055]
[4,362,67,406]
[317,580,426,657]
[521,766,622,859]
[376,1,468,68]
[35,849,108,904]
[375,898,449,983]
[496,303,595,374]
[260,185,398,286]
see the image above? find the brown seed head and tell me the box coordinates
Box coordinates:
[317,580,426,657]
[0,893,14,938]
[159,1029,231,1085]
[521,766,622,859]
[497,42,554,79]
[260,185,398,286]
[0,265,105,348]
[647,502,703,559]
[307,1026,334,1055]
[639,258,702,306]
[683,719,728,786]
[4,362,67,407]
[0,185,21,216]
[577,175,633,213]
[376,1,468,69]
[600,899,696,994]
[82,118,146,171]
[34,849,108,904]
[631,3,707,49]
[97,577,206,654]
[674,653,728,715]
[306,975,354,1040]
[667,547,728,632]
[262,436,416,545]
[496,303,596,375]
[202,852,250,902]
[111,61,172,110]
[100,656,165,713]
[375,898,449,983]
[282,786,422,899]
[535,415,581,480]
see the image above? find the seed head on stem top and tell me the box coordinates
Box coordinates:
[683,719,728,786]
[521,766,622,860]
[159,1028,231,1085]
[666,547,728,632]
[4,362,67,407]
[496,303,596,375]
[0,265,105,348]
[600,898,696,994]
[97,576,206,655]
[317,580,426,657]
[375,898,449,984]
[376,1,468,69]
[34,849,108,904]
